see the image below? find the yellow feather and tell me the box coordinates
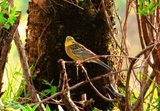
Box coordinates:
[65,36,114,71]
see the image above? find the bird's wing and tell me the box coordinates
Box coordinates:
[70,43,96,60]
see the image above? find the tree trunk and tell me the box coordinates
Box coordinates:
[26,0,117,110]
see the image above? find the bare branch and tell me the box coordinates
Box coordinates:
[58,59,80,111]
[125,41,160,110]
[14,27,45,111]
[80,64,116,102]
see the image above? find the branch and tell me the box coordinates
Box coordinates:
[132,71,155,110]
[31,63,128,106]
[0,11,21,90]
[125,42,160,110]
[14,28,45,111]
[63,0,84,10]
[58,59,80,111]
[80,64,116,102]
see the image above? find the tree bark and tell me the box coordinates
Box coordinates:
[26,0,116,110]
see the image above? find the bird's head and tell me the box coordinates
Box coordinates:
[65,36,76,46]
[66,36,75,42]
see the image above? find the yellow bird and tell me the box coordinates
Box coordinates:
[65,36,113,71]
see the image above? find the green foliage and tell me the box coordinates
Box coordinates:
[0,69,24,110]
[145,98,160,111]
[18,104,39,111]
[157,87,160,93]
[138,0,160,15]
[39,80,57,110]
[92,107,99,111]
[1,70,55,110]
[130,94,137,104]
[2,68,23,102]
[118,87,125,95]
[46,104,51,111]
[142,80,158,110]
[152,98,160,110]
[0,0,18,29]
[0,99,19,110]
[40,80,57,99]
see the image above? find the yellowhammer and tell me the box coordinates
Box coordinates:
[65,36,113,71]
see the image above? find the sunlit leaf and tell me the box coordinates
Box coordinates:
[4,23,10,29]
[32,104,39,111]
[46,104,51,111]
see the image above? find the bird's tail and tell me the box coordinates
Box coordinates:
[96,60,114,71]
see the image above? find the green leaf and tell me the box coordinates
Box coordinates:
[14,71,22,75]
[0,1,17,28]
[0,0,9,9]
[51,86,57,95]
[44,89,51,93]
[157,87,160,93]
[92,107,98,111]
[18,104,28,111]
[1,10,8,14]
[4,23,10,29]
[8,19,15,25]
[138,72,143,80]
[32,104,39,111]
[26,104,32,110]
[43,80,51,86]
[0,15,7,24]
[7,7,17,26]
[137,1,160,16]
[46,104,51,111]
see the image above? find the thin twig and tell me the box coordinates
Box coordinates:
[132,71,155,110]
[80,64,116,102]
[101,0,128,56]
[63,0,84,10]
[80,54,144,63]
[31,67,128,106]
[125,41,160,110]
